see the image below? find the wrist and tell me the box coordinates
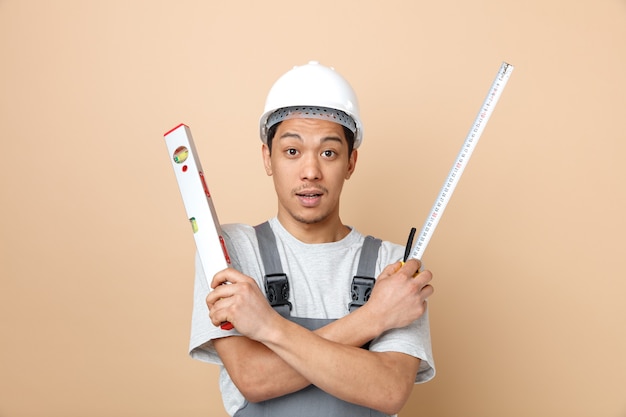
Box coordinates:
[255,310,291,347]
[352,303,386,341]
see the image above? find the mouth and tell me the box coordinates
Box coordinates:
[296,192,323,198]
[295,188,325,207]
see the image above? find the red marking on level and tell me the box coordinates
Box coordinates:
[199,171,211,198]
[163,123,188,137]
[219,236,231,265]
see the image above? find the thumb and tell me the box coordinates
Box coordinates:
[377,261,403,280]
[211,267,239,289]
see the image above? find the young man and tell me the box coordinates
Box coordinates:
[189,61,435,417]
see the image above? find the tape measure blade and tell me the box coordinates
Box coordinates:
[410,62,514,260]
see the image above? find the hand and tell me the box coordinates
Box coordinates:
[365,259,434,332]
[206,268,282,340]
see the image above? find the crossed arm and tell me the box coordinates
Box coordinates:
[207,259,433,415]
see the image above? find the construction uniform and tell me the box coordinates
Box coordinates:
[189,217,435,416]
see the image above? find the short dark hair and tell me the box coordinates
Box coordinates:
[266,122,356,157]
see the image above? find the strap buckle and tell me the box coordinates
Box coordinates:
[349,276,375,312]
[264,274,292,311]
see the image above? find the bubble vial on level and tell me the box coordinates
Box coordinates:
[173,146,189,164]
[189,217,198,233]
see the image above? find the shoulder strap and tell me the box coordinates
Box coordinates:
[349,235,382,313]
[254,221,292,317]
[254,221,284,276]
[255,222,382,315]
[355,236,382,277]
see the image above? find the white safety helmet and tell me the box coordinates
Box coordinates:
[259,61,363,149]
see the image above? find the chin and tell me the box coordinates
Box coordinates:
[290,210,330,225]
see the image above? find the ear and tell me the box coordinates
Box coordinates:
[262,143,273,176]
[345,149,358,180]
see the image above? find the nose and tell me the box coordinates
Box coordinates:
[300,153,322,181]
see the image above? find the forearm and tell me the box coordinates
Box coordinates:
[259,317,418,414]
[209,261,430,407]
[216,305,385,402]
[214,333,308,402]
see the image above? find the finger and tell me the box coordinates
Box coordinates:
[415,269,433,288]
[209,306,229,327]
[211,267,246,289]
[420,284,434,299]
[378,261,403,280]
[206,290,220,309]
[211,268,231,289]
[398,258,421,276]
[206,282,237,307]
[208,296,233,327]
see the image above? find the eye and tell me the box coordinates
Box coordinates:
[286,148,299,157]
[322,150,336,158]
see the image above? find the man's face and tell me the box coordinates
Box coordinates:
[262,117,357,229]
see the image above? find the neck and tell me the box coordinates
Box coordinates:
[276,213,350,244]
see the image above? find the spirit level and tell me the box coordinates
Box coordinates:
[164,123,233,330]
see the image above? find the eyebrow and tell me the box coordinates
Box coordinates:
[278,132,345,145]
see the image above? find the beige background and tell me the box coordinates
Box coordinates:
[1,1,625,416]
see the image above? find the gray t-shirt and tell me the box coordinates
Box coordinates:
[189,217,435,416]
